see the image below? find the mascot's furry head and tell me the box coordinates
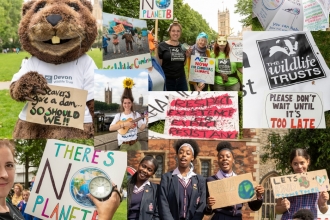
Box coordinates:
[19,0,97,64]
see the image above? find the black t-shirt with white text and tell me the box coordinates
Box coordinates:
[158,42,186,79]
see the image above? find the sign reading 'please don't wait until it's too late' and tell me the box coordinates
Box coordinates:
[26,85,87,130]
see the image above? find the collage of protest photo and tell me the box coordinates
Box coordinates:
[0,0,330,220]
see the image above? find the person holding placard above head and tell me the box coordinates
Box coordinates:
[109,78,148,151]
[157,18,191,91]
[127,156,159,220]
[205,141,264,219]
[275,149,329,219]
[211,36,242,91]
[158,139,206,220]
[186,32,211,92]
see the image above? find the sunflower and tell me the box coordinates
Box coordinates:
[123,78,134,89]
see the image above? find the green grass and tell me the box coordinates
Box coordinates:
[0,90,25,138]
[0,51,31,81]
[0,49,102,82]
[113,199,127,220]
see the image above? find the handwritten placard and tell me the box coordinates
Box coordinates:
[26,85,87,130]
[228,40,243,62]
[164,92,239,139]
[112,23,125,34]
[207,173,256,209]
[263,92,325,128]
[188,55,215,84]
[25,139,127,219]
[271,169,329,199]
[139,0,173,19]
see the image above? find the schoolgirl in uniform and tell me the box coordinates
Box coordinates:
[128,156,159,220]
[158,139,206,220]
[275,148,329,219]
[205,141,264,220]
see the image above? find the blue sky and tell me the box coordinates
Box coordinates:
[94,69,148,105]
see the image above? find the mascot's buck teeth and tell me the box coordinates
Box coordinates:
[52,36,60,44]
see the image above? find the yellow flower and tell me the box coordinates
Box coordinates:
[123,78,134,89]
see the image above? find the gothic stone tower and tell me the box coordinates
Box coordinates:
[218,8,230,36]
[105,87,112,104]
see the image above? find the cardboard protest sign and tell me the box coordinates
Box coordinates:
[263,92,325,128]
[163,92,239,139]
[228,40,243,62]
[103,13,152,69]
[207,173,256,209]
[270,169,329,199]
[139,0,173,19]
[26,85,87,130]
[253,0,329,31]
[112,23,125,34]
[218,59,231,75]
[243,31,330,128]
[25,139,127,220]
[188,55,215,84]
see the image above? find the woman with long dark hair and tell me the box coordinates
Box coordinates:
[128,156,159,220]
[158,139,206,220]
[109,78,148,151]
[275,148,329,219]
[211,36,242,91]
[205,141,264,219]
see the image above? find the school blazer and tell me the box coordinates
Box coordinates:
[138,182,160,220]
[158,172,206,220]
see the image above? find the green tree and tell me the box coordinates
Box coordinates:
[0,0,23,49]
[14,139,47,189]
[261,129,330,176]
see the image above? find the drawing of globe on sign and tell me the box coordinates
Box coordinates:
[238,180,255,199]
[156,0,171,9]
[262,0,284,10]
[69,167,109,207]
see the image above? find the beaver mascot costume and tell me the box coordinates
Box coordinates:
[10,0,97,139]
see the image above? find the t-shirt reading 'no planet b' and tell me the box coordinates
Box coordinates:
[11,55,95,123]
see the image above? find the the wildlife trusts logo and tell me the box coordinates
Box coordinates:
[256,33,326,89]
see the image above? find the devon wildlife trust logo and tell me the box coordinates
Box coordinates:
[256,33,326,89]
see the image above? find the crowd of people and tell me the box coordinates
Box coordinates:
[146,20,242,92]
[126,140,329,220]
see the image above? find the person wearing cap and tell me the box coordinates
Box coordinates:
[158,139,206,220]
[211,36,243,91]
[205,141,264,219]
[157,19,191,91]
[186,32,211,91]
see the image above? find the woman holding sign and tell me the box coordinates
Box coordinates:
[158,139,206,220]
[275,148,329,219]
[109,78,148,151]
[186,32,211,92]
[127,156,159,220]
[211,36,242,91]
[157,19,191,91]
[205,141,264,219]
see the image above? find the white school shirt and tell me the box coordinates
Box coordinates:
[172,167,197,185]
[133,180,150,193]
[110,112,146,145]
[11,55,95,123]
